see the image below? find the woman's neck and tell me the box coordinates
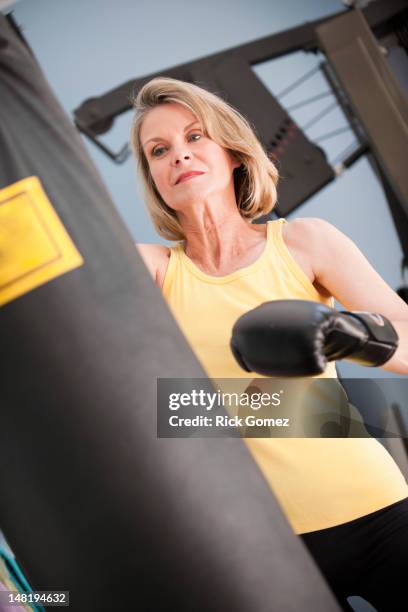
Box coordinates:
[179,208,266,276]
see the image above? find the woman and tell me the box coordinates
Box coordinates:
[131,77,408,611]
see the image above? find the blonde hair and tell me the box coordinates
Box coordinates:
[131,77,279,241]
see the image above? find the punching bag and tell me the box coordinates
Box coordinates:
[0,14,340,611]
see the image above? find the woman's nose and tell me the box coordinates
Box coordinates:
[174,154,191,165]
[171,145,191,165]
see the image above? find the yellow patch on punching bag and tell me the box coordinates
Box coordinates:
[0,176,84,307]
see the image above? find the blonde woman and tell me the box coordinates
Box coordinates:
[132,77,408,611]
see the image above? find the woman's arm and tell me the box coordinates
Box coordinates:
[295,218,408,374]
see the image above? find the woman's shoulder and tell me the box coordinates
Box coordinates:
[136,243,171,287]
[281,216,331,241]
[282,217,348,265]
[281,217,338,258]
[136,243,171,258]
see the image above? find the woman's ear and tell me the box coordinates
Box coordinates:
[230,153,243,170]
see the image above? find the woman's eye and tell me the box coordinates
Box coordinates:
[151,133,201,157]
[188,133,202,142]
[152,146,166,158]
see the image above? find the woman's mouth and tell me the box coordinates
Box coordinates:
[176,171,205,184]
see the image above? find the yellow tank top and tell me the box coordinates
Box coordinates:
[162,218,408,534]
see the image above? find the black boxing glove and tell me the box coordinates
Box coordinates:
[230,300,399,377]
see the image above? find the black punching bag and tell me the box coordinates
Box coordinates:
[0,14,340,612]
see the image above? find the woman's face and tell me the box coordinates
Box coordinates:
[140,102,240,212]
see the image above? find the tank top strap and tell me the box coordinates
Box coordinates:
[267,218,285,254]
[261,218,290,272]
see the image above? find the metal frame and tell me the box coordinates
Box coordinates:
[74,0,406,137]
